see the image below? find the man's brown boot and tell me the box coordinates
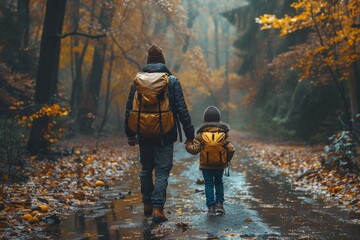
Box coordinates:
[144,204,153,217]
[152,208,168,223]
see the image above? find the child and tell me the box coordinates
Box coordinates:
[186,106,235,216]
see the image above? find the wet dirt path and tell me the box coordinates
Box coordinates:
[48,143,360,239]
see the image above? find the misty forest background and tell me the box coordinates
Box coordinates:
[0,0,359,160]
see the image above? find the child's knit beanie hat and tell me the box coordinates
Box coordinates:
[203,106,221,122]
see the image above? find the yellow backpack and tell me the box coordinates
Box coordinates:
[128,72,174,137]
[200,131,227,167]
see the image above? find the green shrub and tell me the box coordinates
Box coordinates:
[322,131,359,174]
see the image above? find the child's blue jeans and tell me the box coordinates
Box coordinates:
[201,169,224,207]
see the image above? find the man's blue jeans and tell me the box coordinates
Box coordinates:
[139,142,173,209]
[201,169,225,207]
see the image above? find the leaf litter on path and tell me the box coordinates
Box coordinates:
[232,132,360,216]
[0,136,137,239]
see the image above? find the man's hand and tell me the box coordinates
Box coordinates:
[127,136,137,146]
[185,139,193,152]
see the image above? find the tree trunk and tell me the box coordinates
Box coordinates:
[212,14,220,69]
[173,1,198,72]
[17,0,30,72]
[116,101,122,132]
[95,50,114,150]
[203,32,209,59]
[69,0,81,114]
[70,0,96,135]
[222,23,230,123]
[78,0,113,135]
[349,60,360,118]
[27,0,67,154]
[88,43,107,111]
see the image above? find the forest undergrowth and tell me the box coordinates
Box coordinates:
[234,131,360,221]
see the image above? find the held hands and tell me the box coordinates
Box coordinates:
[127,136,137,146]
[185,139,194,153]
[185,139,193,147]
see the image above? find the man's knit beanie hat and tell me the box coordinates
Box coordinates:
[203,106,221,122]
[146,44,166,64]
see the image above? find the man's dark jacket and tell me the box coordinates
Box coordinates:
[125,63,194,145]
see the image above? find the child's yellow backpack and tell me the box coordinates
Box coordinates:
[200,131,227,167]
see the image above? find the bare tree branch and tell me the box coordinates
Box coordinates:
[57,31,106,39]
[109,34,142,70]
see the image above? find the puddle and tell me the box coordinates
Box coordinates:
[238,151,360,240]
[46,143,360,239]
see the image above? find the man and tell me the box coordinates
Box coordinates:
[125,44,194,223]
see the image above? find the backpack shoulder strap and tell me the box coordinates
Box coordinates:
[136,93,142,135]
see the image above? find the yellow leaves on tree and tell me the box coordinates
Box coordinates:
[179,46,225,96]
[17,104,69,126]
[257,0,360,84]
[15,103,69,145]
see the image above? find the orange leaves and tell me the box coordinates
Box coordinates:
[16,104,69,127]
[328,185,342,194]
[257,0,360,85]
[74,190,86,200]
[94,180,106,187]
[27,216,40,224]
[1,136,136,238]
[256,13,312,36]
[14,103,69,146]
[180,46,217,95]
[39,204,48,213]
[22,214,32,221]
[238,133,360,214]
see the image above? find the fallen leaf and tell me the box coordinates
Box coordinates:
[28,217,40,224]
[225,233,240,237]
[175,222,189,232]
[22,214,32,221]
[94,181,105,187]
[244,217,253,222]
[196,179,205,184]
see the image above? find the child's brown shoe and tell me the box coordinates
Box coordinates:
[144,204,153,216]
[152,208,168,223]
[215,202,225,215]
[207,205,216,217]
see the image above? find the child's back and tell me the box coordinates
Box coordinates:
[185,106,235,216]
[186,121,235,169]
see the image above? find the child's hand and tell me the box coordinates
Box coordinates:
[184,138,200,155]
[185,140,193,152]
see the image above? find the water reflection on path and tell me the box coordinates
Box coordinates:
[49,143,360,240]
[236,155,360,240]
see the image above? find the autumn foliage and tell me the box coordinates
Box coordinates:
[256,1,359,82]
[256,0,360,126]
